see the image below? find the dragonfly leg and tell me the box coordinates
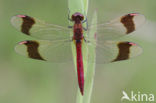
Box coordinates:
[82,17,88,31]
[83,27,87,31]
[82,17,87,23]
[68,8,73,21]
[82,13,88,24]
[68,26,73,28]
[83,20,88,31]
[83,37,90,43]
[84,37,87,42]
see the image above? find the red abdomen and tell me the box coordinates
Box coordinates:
[76,41,84,95]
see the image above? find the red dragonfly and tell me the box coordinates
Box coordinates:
[11,12,145,95]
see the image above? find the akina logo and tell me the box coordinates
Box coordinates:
[121,91,155,102]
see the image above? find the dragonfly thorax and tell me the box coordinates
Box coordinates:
[73,24,83,40]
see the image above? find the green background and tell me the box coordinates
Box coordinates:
[0,0,156,103]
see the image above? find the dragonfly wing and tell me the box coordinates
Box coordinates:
[15,40,73,62]
[11,15,71,40]
[88,13,145,41]
[87,41,142,63]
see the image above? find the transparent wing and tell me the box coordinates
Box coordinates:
[15,40,73,62]
[11,15,71,40]
[87,13,145,41]
[85,13,144,63]
[87,40,142,63]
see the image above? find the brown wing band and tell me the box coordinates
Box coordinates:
[21,15,35,35]
[23,41,45,60]
[121,14,135,34]
[112,42,132,62]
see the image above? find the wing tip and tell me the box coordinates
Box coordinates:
[112,41,142,62]
[129,42,143,56]
[120,13,145,34]
[11,15,27,30]
[130,13,146,28]
[15,40,46,61]
[11,14,28,19]
[18,40,29,45]
[11,14,35,35]
[124,41,143,56]
[11,14,26,22]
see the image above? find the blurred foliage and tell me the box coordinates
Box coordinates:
[0,0,156,103]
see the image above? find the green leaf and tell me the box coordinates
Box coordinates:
[83,11,97,103]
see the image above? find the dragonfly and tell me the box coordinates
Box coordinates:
[11,12,145,95]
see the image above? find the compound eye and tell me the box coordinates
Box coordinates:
[72,15,75,21]
[80,16,84,21]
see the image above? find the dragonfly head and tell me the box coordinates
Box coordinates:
[72,12,84,22]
